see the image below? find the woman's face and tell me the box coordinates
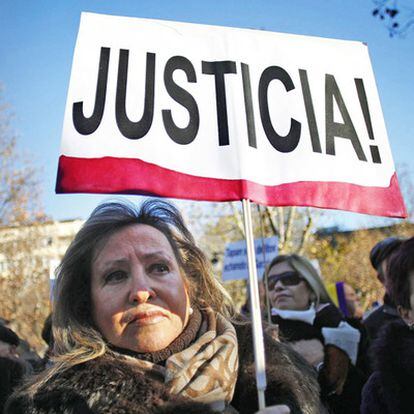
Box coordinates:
[268,261,313,311]
[91,224,190,353]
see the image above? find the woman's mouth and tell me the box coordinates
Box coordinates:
[123,309,168,326]
[275,294,291,301]
[130,314,166,326]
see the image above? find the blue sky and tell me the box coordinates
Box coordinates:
[0,0,413,229]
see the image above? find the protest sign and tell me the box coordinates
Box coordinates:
[48,258,60,302]
[57,12,406,218]
[222,236,278,281]
[56,14,407,408]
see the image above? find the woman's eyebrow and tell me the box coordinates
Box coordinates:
[99,251,172,268]
[97,258,129,271]
[141,251,173,261]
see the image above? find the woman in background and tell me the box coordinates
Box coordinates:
[266,254,365,414]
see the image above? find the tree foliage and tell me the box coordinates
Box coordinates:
[0,87,45,225]
[190,188,413,312]
[307,221,414,310]
[0,86,49,353]
[190,202,321,309]
[372,0,414,37]
[262,206,317,255]
[0,225,50,352]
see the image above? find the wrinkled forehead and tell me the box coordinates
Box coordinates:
[92,223,177,265]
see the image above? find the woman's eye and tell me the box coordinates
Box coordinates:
[148,263,169,274]
[104,271,127,284]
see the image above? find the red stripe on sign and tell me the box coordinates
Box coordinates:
[56,155,407,218]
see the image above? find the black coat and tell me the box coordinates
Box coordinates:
[361,319,414,414]
[0,357,26,413]
[362,296,400,344]
[6,322,321,414]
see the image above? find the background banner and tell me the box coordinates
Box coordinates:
[222,236,278,281]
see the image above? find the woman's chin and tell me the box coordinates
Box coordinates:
[274,300,294,310]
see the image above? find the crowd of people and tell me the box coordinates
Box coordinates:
[0,199,413,413]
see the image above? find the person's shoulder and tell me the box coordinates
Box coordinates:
[5,356,127,413]
[363,305,385,324]
[314,303,343,328]
[363,305,401,340]
[232,320,279,351]
[233,320,275,361]
[61,354,159,389]
[371,319,414,368]
[6,354,216,414]
[5,387,93,414]
[4,358,100,414]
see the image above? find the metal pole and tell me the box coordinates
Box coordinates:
[257,204,272,325]
[242,199,267,410]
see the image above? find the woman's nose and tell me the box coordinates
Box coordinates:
[274,279,285,291]
[128,269,156,304]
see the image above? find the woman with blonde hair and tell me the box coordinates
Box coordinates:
[266,254,365,414]
[6,200,321,414]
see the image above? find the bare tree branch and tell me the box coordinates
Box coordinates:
[298,208,313,255]
[372,0,414,37]
[264,206,278,237]
[0,87,45,224]
[230,202,245,238]
[284,207,296,252]
[277,207,285,249]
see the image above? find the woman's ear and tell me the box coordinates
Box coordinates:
[309,290,317,305]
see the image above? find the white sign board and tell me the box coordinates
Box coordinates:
[222,237,278,281]
[49,258,60,301]
[57,12,406,218]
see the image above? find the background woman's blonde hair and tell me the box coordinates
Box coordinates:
[266,253,333,307]
[26,198,235,395]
